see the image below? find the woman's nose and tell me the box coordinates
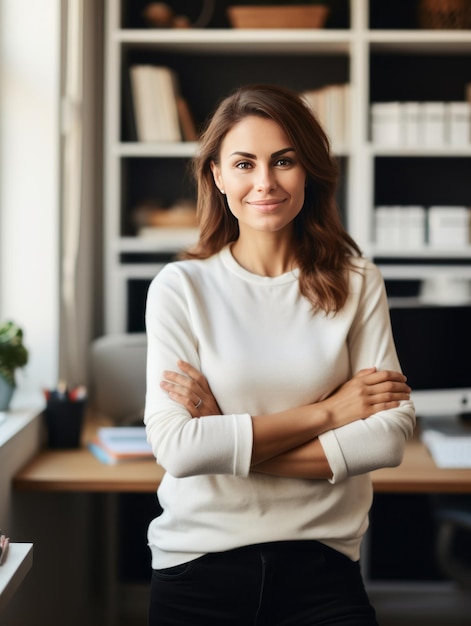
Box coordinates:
[255,167,276,192]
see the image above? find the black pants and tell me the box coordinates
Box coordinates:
[149,540,378,626]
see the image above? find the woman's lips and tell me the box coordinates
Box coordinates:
[248,199,285,212]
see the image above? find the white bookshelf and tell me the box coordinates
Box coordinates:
[104,0,471,333]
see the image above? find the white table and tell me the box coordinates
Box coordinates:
[0,543,33,613]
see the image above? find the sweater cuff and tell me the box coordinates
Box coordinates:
[232,412,254,477]
[318,430,348,484]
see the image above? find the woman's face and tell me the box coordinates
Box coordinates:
[211,116,306,238]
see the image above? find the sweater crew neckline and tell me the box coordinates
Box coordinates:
[220,245,299,286]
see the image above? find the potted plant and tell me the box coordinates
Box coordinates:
[0,320,29,410]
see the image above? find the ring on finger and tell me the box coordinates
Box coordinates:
[195,398,202,409]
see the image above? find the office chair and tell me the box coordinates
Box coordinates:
[89,333,147,424]
[432,495,471,589]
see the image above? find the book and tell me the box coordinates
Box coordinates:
[446,101,471,147]
[371,100,470,147]
[428,206,470,248]
[421,417,471,469]
[374,206,403,249]
[176,96,198,141]
[403,205,426,249]
[301,84,350,146]
[327,83,348,146]
[130,65,182,142]
[370,102,403,146]
[302,88,326,131]
[122,64,138,141]
[88,427,154,464]
[374,205,426,250]
[88,442,124,465]
[421,102,446,146]
[403,102,422,147]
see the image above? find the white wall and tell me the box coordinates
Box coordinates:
[0,0,61,398]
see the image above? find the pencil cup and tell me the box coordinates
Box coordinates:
[44,399,86,449]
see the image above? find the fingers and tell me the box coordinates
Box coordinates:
[327,368,412,427]
[177,360,212,393]
[163,385,202,418]
[360,370,411,413]
[160,361,221,418]
[353,367,377,378]
[355,368,407,385]
[160,366,202,417]
[355,369,410,394]
[161,368,196,392]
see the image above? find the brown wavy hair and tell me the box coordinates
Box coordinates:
[182,83,362,313]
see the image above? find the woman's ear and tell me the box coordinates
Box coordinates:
[210,161,224,194]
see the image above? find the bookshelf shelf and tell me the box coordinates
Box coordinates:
[377,263,471,281]
[115,142,198,157]
[371,247,471,259]
[368,146,471,157]
[117,28,353,54]
[116,141,350,158]
[367,31,471,53]
[104,0,471,334]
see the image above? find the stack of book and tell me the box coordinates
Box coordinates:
[428,206,471,248]
[89,426,154,464]
[301,84,350,146]
[130,65,197,142]
[374,205,471,250]
[420,416,471,469]
[375,206,426,250]
[371,100,471,147]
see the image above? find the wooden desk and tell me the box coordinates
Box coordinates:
[13,413,164,493]
[13,430,471,494]
[12,424,471,626]
[13,447,164,493]
[372,432,471,493]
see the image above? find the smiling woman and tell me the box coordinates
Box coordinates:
[210,116,306,275]
[144,84,415,626]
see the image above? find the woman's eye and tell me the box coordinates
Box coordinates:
[275,158,292,167]
[235,161,253,170]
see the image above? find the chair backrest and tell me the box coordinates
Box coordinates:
[89,333,147,424]
[433,495,471,589]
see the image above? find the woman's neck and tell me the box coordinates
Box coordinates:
[231,233,297,277]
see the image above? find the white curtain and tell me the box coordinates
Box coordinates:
[59,0,103,387]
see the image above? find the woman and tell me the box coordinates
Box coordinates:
[144,84,415,625]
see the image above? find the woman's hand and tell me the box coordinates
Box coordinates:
[160,360,221,418]
[323,367,411,430]
[251,368,411,476]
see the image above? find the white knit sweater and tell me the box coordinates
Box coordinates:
[144,245,416,569]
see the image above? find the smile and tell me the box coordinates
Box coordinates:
[248,199,286,213]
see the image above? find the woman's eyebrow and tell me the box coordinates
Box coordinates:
[228,147,295,159]
[272,147,295,158]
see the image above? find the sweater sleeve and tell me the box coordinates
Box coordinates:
[318,261,416,483]
[144,265,253,478]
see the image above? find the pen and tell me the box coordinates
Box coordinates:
[69,385,87,401]
[56,380,68,400]
[44,382,87,402]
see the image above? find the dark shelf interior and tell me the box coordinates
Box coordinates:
[121,0,350,30]
[370,54,471,104]
[374,157,471,207]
